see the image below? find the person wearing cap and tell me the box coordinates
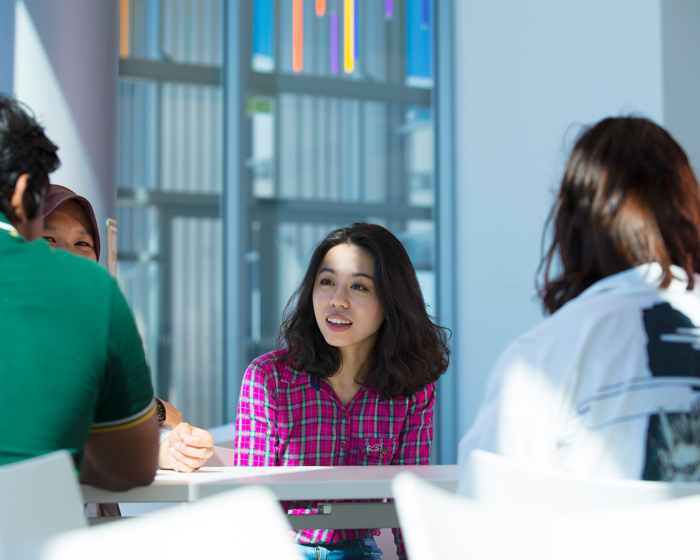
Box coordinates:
[42,184,214,473]
[0,95,158,491]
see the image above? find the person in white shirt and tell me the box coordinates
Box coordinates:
[458,117,700,483]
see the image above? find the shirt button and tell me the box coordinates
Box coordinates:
[340,440,346,447]
[381,449,387,455]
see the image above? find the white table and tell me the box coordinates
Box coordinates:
[82,465,458,529]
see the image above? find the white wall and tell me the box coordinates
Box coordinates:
[12,0,119,266]
[452,0,665,441]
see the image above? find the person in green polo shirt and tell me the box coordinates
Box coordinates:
[0,95,159,491]
[41,183,214,473]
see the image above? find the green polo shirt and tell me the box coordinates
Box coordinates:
[0,213,154,469]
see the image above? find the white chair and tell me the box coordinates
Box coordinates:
[0,450,86,554]
[393,471,700,560]
[458,449,700,509]
[26,485,303,560]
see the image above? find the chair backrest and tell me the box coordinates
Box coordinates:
[393,471,700,560]
[458,449,700,509]
[29,485,303,560]
[0,450,86,554]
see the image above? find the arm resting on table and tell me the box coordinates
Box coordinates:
[80,412,159,491]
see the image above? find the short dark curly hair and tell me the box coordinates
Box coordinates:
[278,222,450,400]
[0,95,60,222]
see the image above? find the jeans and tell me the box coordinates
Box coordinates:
[296,537,383,559]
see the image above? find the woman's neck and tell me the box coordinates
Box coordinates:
[326,344,373,407]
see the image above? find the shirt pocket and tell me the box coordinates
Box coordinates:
[351,437,398,465]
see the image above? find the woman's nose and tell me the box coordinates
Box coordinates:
[330,286,349,308]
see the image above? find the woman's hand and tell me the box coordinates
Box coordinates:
[158,422,214,472]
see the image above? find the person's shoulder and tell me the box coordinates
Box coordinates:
[247,349,307,385]
[247,349,288,377]
[409,382,436,403]
[249,349,286,368]
[42,243,114,284]
[7,239,115,295]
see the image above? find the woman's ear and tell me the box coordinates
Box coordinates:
[10,173,31,222]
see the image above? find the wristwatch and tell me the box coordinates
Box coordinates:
[155,398,166,424]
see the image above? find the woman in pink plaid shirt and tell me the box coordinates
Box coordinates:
[234,223,450,559]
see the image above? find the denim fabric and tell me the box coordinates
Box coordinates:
[296,537,383,559]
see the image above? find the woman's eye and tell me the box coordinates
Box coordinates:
[75,242,92,248]
[43,236,55,243]
[319,278,333,286]
[352,284,367,291]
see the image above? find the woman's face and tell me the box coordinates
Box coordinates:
[42,200,97,261]
[312,243,386,358]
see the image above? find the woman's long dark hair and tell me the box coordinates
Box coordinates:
[538,117,700,314]
[278,223,450,400]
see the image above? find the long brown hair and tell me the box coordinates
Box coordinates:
[539,117,700,314]
[278,223,450,400]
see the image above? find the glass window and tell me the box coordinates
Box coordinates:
[118,0,441,433]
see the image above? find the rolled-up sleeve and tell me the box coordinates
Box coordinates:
[233,359,280,466]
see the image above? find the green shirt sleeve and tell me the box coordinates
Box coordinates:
[92,278,155,430]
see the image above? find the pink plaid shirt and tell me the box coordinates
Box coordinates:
[233,350,435,560]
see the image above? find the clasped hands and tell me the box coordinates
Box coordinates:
[158,421,214,473]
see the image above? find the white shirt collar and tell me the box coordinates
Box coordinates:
[0,221,18,234]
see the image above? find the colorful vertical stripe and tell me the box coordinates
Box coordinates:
[293,0,304,72]
[407,0,432,81]
[253,0,274,58]
[384,0,394,20]
[354,0,359,59]
[316,0,326,17]
[421,0,430,29]
[330,12,339,75]
[343,0,354,73]
[119,0,130,59]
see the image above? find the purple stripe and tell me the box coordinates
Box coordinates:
[330,12,339,75]
[354,0,359,59]
[384,0,394,19]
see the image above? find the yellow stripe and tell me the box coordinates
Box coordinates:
[344,0,354,73]
[90,404,155,434]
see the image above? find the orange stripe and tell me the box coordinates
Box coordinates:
[293,0,304,72]
[119,0,130,59]
[90,405,155,434]
[316,0,326,16]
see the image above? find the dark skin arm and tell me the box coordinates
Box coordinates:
[79,412,159,491]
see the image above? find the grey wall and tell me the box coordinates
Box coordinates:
[662,0,700,172]
[0,0,14,95]
[451,0,665,444]
[13,0,119,266]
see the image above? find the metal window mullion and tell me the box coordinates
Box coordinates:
[434,0,457,465]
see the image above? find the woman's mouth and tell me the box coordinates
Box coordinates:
[326,317,352,332]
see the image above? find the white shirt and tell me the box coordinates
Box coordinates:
[458,263,700,481]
